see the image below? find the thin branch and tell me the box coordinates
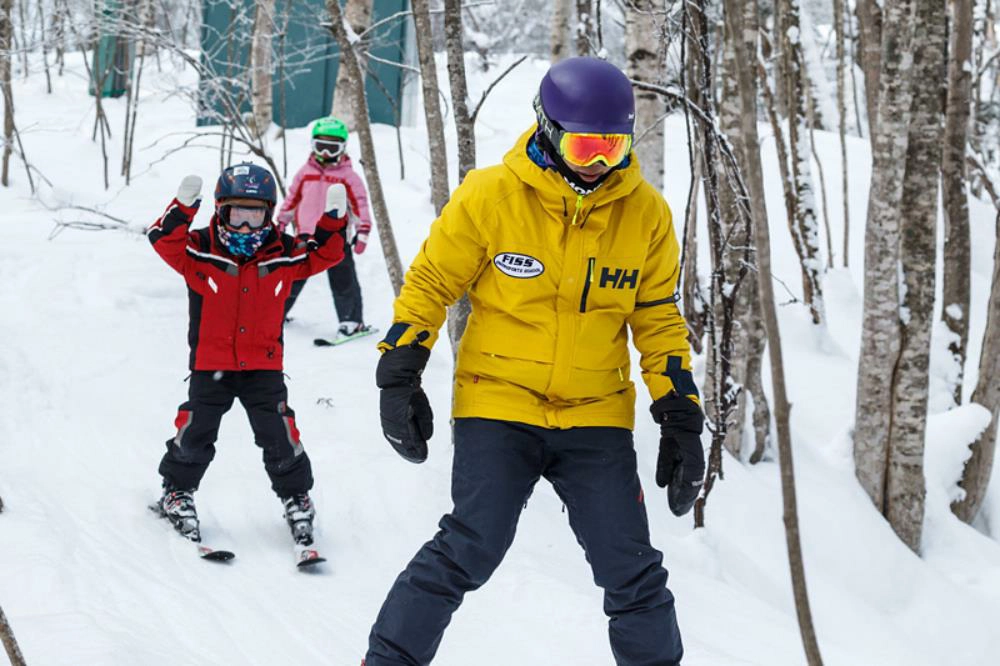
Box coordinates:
[470,54,528,123]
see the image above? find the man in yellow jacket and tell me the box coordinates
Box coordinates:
[365,57,704,666]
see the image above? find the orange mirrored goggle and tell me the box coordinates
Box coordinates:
[558,132,633,168]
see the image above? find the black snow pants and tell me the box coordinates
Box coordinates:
[158,370,313,497]
[365,417,683,666]
[284,241,363,324]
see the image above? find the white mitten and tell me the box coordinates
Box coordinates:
[325,183,348,218]
[176,175,203,207]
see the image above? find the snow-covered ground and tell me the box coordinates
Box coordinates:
[2,52,1000,665]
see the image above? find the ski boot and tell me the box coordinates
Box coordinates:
[158,486,200,542]
[282,492,316,546]
[336,321,372,343]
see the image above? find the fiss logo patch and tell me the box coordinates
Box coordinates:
[494,252,544,278]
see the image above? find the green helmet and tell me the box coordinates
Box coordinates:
[311,116,348,141]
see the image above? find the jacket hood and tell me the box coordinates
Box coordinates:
[501,126,644,217]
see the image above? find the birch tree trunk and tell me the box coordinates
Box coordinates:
[444,0,473,353]
[0,602,26,666]
[726,0,771,463]
[854,0,916,517]
[1,0,13,187]
[856,0,883,131]
[683,152,704,353]
[713,0,770,461]
[953,212,1000,523]
[732,1,822,660]
[941,0,973,406]
[326,0,404,295]
[625,0,666,189]
[834,0,850,267]
[886,0,946,552]
[412,0,450,216]
[251,0,275,138]
[330,0,371,127]
[445,0,474,183]
[574,0,593,56]
[551,0,571,63]
[782,0,825,324]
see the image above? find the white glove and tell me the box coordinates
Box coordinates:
[325,183,348,218]
[176,175,203,207]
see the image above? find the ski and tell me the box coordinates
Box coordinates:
[295,543,327,569]
[313,326,379,347]
[149,503,236,562]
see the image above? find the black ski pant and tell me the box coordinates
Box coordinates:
[158,370,313,497]
[284,241,363,324]
[366,417,683,666]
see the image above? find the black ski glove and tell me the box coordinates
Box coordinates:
[375,340,433,463]
[651,393,706,517]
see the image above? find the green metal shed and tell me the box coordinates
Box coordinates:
[198,0,410,128]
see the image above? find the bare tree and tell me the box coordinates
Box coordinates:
[780,0,825,324]
[0,602,26,666]
[326,0,404,294]
[625,0,667,188]
[730,0,822,660]
[574,0,593,55]
[251,0,276,139]
[331,0,372,127]
[1,0,13,186]
[855,0,946,553]
[445,0,474,182]
[444,0,474,351]
[679,0,750,528]
[856,0,883,130]
[954,208,1000,523]
[412,0,450,216]
[941,0,973,406]
[888,0,946,552]
[715,0,770,461]
[551,0,571,62]
[854,0,916,531]
[122,0,154,184]
[834,0,850,266]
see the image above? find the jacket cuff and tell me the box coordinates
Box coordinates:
[377,322,435,353]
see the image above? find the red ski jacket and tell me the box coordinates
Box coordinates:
[147,197,346,371]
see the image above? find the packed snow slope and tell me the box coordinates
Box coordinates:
[2,52,1000,666]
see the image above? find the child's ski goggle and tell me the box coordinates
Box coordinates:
[558,131,632,168]
[312,138,346,160]
[223,205,268,229]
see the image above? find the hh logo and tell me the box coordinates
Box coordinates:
[600,267,639,290]
[494,252,545,279]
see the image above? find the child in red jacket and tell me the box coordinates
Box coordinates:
[277,116,374,343]
[147,163,347,555]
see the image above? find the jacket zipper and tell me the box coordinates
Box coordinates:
[569,194,584,226]
[579,257,595,312]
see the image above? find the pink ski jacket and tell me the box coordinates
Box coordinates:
[277,155,373,237]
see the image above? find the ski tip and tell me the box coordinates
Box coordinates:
[296,556,327,569]
[198,545,236,562]
[313,338,335,347]
[295,546,326,569]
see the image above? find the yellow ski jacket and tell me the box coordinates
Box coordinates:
[384,128,694,430]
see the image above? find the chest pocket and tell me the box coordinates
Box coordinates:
[580,259,642,314]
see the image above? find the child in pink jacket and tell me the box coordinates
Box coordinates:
[277,116,374,342]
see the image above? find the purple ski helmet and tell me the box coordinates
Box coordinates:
[536,57,635,135]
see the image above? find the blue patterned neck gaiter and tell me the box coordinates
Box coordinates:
[217,223,268,257]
